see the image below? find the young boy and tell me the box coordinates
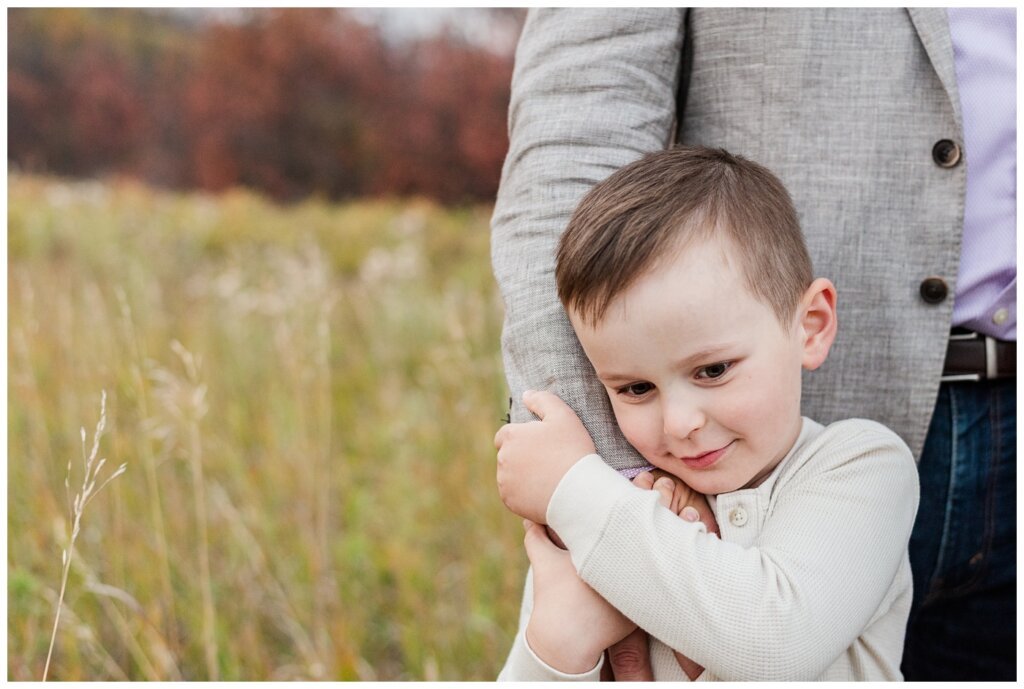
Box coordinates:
[494,147,920,680]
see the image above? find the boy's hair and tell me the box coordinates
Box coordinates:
[556,146,813,327]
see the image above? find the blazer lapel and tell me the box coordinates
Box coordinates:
[907,8,962,130]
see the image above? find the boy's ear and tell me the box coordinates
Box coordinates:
[798,278,837,371]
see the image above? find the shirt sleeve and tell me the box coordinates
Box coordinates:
[546,425,919,681]
[491,8,685,471]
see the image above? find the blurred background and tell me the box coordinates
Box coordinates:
[8,8,529,680]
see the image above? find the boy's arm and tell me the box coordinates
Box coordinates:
[498,568,604,681]
[491,8,683,471]
[499,519,643,681]
[549,424,919,681]
[498,568,609,681]
[495,393,715,681]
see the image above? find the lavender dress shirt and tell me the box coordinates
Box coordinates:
[948,8,1017,341]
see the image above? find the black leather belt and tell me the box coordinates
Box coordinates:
[941,328,1016,382]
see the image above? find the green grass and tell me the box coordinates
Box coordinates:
[7,174,526,680]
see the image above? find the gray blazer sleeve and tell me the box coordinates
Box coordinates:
[491,9,685,471]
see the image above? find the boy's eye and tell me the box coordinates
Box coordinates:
[696,362,732,380]
[620,382,654,397]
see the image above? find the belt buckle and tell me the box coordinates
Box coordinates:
[940,330,997,382]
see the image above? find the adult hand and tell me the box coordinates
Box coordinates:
[494,390,597,524]
[522,520,637,674]
[603,628,653,680]
[602,629,704,681]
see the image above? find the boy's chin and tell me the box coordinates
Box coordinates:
[688,479,730,497]
[682,472,747,497]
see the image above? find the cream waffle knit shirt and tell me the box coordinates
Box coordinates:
[499,417,919,681]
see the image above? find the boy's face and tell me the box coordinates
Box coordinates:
[570,236,809,495]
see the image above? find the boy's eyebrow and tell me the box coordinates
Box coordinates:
[673,344,739,368]
[597,343,739,383]
[596,371,639,384]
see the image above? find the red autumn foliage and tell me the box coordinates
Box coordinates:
[9,9,153,176]
[371,31,516,201]
[8,8,522,203]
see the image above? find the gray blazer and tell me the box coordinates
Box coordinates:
[491,8,963,465]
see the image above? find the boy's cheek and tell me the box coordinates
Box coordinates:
[615,409,657,457]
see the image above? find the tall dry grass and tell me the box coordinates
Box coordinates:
[8,174,525,680]
[43,390,126,681]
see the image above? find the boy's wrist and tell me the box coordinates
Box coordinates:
[525,620,603,675]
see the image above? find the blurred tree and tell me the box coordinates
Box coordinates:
[8,8,522,203]
[184,9,387,199]
[372,30,513,202]
[9,9,197,180]
[10,9,141,174]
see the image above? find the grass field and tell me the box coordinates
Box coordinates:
[7,174,527,680]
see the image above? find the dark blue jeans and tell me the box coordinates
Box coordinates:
[901,378,1016,681]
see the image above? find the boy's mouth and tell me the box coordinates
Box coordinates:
[679,441,734,469]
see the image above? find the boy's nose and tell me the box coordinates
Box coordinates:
[661,395,705,442]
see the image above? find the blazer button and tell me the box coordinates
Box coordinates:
[920,277,949,304]
[932,139,961,168]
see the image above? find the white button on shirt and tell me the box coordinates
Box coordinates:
[993,308,1009,325]
[712,493,762,547]
[729,506,749,527]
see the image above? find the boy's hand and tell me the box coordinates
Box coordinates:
[522,520,637,673]
[632,469,716,679]
[494,390,596,524]
[632,470,721,538]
